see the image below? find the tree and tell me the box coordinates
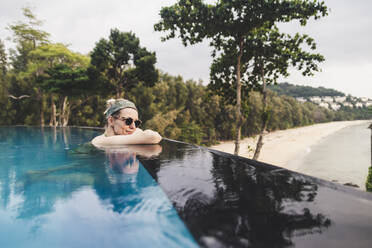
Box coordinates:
[233,26,325,160]
[43,64,90,126]
[0,39,7,76]
[7,6,50,125]
[0,39,15,125]
[90,29,158,98]
[28,43,90,126]
[155,0,328,154]
[7,7,50,72]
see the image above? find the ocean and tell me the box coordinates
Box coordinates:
[288,122,371,190]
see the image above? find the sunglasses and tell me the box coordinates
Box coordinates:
[115,117,142,127]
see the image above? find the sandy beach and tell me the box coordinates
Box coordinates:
[210,120,371,186]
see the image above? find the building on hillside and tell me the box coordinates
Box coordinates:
[365,101,372,107]
[361,97,368,102]
[330,103,341,111]
[310,96,322,103]
[296,97,307,103]
[319,102,329,109]
[322,96,334,103]
[335,96,346,103]
[355,102,363,108]
[343,102,353,108]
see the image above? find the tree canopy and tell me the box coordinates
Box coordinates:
[90,29,158,98]
[155,0,328,154]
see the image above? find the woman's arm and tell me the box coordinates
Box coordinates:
[92,129,162,146]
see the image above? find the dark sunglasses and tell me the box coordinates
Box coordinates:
[115,117,142,127]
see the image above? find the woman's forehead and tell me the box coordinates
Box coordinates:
[119,108,138,118]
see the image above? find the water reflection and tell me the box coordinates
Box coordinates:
[101,145,162,175]
[93,145,162,214]
[2,127,372,247]
[140,141,333,247]
[0,127,196,248]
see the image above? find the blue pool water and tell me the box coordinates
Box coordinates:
[0,127,197,248]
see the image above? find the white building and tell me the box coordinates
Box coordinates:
[355,102,363,108]
[343,102,353,108]
[322,96,334,103]
[365,101,372,107]
[319,102,329,109]
[296,97,307,103]
[335,96,346,103]
[310,96,322,103]
[330,103,341,111]
[361,97,368,102]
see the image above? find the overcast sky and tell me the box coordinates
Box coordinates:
[1,0,371,98]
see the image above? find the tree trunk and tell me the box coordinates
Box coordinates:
[58,96,62,126]
[37,89,45,127]
[49,100,53,127]
[49,95,57,127]
[64,106,70,127]
[234,38,244,155]
[370,124,372,166]
[52,102,57,126]
[116,85,120,99]
[116,83,124,98]
[253,66,268,160]
[62,96,69,127]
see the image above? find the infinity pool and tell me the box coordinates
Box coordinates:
[1,127,372,248]
[0,127,197,248]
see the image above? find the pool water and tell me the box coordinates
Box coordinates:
[2,126,372,247]
[0,127,197,248]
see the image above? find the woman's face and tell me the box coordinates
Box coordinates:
[109,108,139,135]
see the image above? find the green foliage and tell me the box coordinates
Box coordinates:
[7,6,50,72]
[366,167,372,192]
[155,0,328,46]
[90,29,158,97]
[69,96,105,127]
[145,109,180,135]
[209,25,325,103]
[0,41,15,124]
[268,82,345,97]
[155,0,328,153]
[43,64,89,96]
[0,39,7,76]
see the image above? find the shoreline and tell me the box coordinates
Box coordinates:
[209,120,370,171]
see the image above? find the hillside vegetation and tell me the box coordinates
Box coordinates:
[268,82,345,97]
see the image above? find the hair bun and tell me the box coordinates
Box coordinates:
[106,98,116,108]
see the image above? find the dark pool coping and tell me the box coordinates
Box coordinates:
[162,137,372,200]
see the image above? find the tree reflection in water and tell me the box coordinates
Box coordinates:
[140,141,332,247]
[13,142,162,219]
[1,127,200,247]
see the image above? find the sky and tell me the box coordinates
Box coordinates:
[1,0,371,98]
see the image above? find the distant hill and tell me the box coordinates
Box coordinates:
[268,82,345,98]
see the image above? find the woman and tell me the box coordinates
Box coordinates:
[92,99,162,146]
